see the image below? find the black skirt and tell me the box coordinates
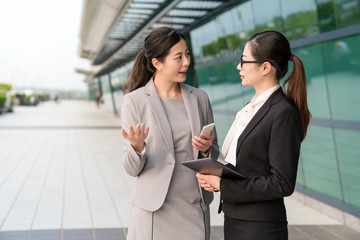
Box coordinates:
[224,215,288,240]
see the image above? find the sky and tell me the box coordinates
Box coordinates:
[0,0,90,91]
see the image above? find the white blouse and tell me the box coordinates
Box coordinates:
[221,85,281,166]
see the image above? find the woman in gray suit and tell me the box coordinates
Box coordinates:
[120,27,219,240]
[197,31,311,240]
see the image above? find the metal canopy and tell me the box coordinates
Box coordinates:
[94,0,240,77]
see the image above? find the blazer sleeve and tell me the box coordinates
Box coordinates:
[198,92,219,160]
[121,94,147,177]
[220,106,302,203]
[205,93,220,160]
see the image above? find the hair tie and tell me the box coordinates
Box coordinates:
[289,54,295,62]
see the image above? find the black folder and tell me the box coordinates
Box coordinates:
[182,158,246,179]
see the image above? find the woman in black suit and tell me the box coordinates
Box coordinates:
[196,31,311,240]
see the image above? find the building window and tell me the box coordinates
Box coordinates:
[317,0,360,32]
[280,0,319,40]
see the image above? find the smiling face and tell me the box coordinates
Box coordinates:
[153,38,190,83]
[237,42,264,88]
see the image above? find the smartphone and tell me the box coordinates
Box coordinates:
[200,123,215,136]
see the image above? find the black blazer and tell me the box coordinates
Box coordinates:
[219,88,302,222]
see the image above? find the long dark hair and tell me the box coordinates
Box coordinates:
[248,31,311,141]
[123,27,185,93]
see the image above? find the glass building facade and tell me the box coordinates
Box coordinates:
[99,0,360,216]
[99,61,133,113]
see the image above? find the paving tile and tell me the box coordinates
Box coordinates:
[321,225,360,240]
[289,225,360,240]
[285,195,341,225]
[289,237,311,240]
[210,226,224,240]
[0,230,29,240]
[29,229,61,240]
[94,228,126,240]
[63,229,94,240]
[288,226,305,237]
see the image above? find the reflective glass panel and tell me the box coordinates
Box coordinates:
[230,2,256,55]
[322,35,360,121]
[200,21,220,63]
[190,28,203,63]
[297,153,305,186]
[252,0,282,32]
[210,64,233,144]
[280,0,319,40]
[196,67,209,86]
[317,0,360,32]
[215,10,237,58]
[300,125,343,201]
[334,128,360,210]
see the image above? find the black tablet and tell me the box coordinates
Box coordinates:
[182,158,246,179]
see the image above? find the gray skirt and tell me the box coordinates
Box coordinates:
[127,202,210,240]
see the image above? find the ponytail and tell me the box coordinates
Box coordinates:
[283,56,311,141]
[123,49,155,94]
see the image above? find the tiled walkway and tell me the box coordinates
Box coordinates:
[0,100,359,240]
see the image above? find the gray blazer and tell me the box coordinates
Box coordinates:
[121,79,219,212]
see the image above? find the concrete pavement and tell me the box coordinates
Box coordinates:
[0,100,359,240]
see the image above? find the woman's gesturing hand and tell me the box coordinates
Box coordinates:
[192,131,213,153]
[121,123,149,153]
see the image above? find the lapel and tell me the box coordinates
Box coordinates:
[180,83,201,160]
[145,79,175,158]
[236,88,286,156]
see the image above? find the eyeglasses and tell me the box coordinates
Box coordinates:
[240,59,265,68]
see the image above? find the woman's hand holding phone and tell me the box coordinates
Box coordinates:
[192,123,215,152]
